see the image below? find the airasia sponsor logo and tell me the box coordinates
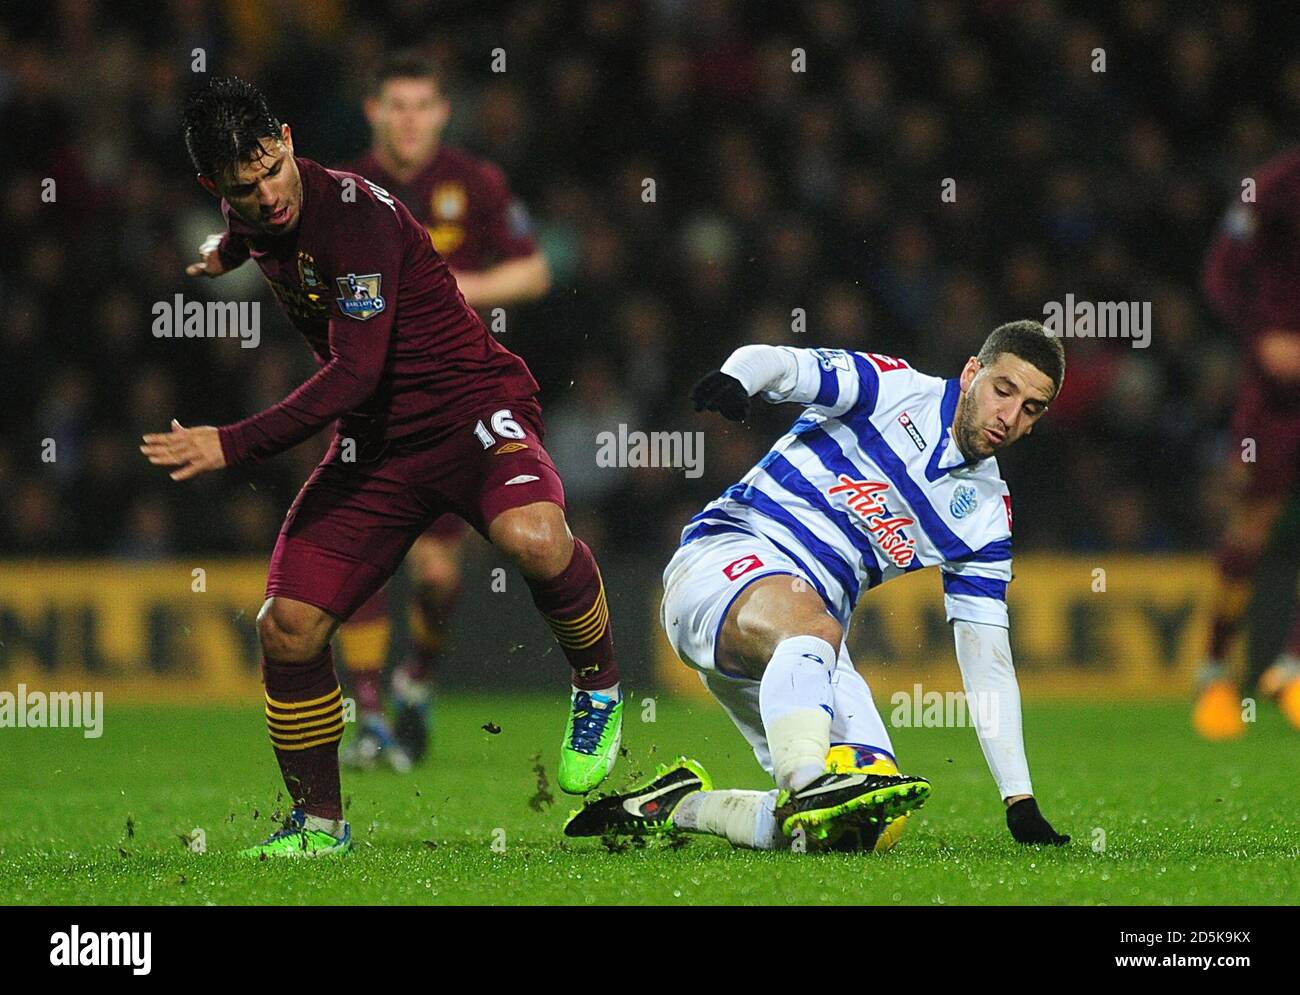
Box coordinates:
[722,554,764,581]
[826,476,917,568]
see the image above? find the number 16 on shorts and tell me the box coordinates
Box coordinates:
[474,409,527,449]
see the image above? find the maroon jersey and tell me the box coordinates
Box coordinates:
[344,145,537,270]
[213,157,539,465]
[1204,148,1300,391]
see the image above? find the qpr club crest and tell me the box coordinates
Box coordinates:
[950,484,978,519]
[335,273,386,320]
[812,348,850,372]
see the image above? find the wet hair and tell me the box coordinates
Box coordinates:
[975,320,1066,398]
[183,76,282,181]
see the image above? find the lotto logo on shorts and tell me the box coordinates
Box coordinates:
[722,554,763,581]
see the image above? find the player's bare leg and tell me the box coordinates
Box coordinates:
[1195,479,1286,739]
[718,574,846,791]
[390,529,466,762]
[488,500,622,793]
[241,596,352,857]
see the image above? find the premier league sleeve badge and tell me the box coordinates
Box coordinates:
[335,273,386,320]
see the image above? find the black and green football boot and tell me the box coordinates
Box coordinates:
[777,771,930,844]
[564,757,712,837]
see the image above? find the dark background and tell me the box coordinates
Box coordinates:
[3,0,1299,569]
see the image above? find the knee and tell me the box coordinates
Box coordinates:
[792,613,843,652]
[491,506,573,579]
[257,599,331,662]
[769,612,842,660]
[413,546,460,591]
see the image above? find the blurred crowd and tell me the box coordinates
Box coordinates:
[2,0,1296,560]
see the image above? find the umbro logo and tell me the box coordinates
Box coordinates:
[504,474,540,485]
[495,442,529,454]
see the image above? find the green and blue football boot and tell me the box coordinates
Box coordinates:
[238,809,352,858]
[558,689,623,794]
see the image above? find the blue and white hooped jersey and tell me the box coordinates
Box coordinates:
[682,347,1014,629]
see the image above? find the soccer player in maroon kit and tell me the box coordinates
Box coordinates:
[1196,148,1300,739]
[141,77,621,856]
[334,54,552,772]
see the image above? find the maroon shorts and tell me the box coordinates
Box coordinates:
[266,401,564,620]
[1231,381,1300,499]
[423,514,468,541]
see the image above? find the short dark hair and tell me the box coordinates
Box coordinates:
[183,76,282,180]
[370,51,443,97]
[975,320,1066,398]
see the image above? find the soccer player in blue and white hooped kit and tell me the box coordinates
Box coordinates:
[568,321,1070,850]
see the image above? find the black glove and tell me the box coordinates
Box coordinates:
[1006,797,1070,846]
[691,370,751,422]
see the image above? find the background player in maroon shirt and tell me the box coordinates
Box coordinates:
[334,54,552,772]
[140,77,618,856]
[1195,148,1300,739]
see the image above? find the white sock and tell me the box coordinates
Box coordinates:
[576,683,621,704]
[674,790,782,849]
[302,814,346,837]
[760,635,835,792]
[1270,654,1300,679]
[829,646,894,756]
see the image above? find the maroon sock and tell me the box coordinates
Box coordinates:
[1207,544,1257,661]
[525,538,620,691]
[405,579,461,682]
[351,668,383,718]
[262,647,345,820]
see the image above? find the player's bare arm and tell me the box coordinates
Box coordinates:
[450,251,551,308]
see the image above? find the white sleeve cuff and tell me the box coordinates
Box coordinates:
[720,345,798,398]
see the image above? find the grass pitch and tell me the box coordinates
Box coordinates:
[1,695,1297,905]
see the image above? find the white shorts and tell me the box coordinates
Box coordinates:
[660,530,893,778]
[661,529,810,677]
